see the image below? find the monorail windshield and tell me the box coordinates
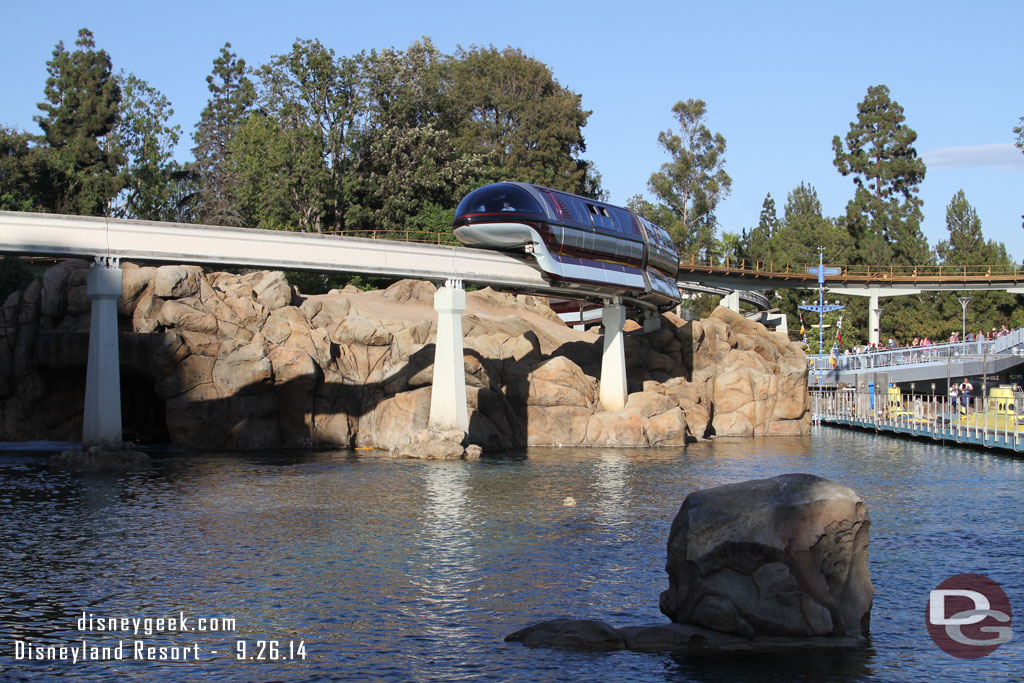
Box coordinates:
[455,183,544,218]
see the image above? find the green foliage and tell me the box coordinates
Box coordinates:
[1015,115,1024,152]
[932,190,1016,335]
[448,45,595,196]
[348,123,478,232]
[197,38,597,238]
[935,190,1008,266]
[0,126,52,211]
[716,231,742,261]
[646,99,732,258]
[832,85,929,265]
[192,43,255,225]
[34,28,124,216]
[347,40,480,233]
[739,193,778,263]
[112,73,194,221]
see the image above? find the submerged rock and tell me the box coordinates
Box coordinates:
[505,619,625,651]
[50,443,151,472]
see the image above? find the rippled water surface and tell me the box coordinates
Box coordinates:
[1,428,1022,681]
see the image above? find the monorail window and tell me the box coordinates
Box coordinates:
[586,203,616,231]
[455,183,543,217]
[541,192,577,223]
[610,207,636,236]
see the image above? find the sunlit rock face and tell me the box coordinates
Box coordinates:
[659,473,873,639]
[0,263,810,450]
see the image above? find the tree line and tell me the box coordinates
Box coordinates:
[0,29,598,233]
[1,29,1022,341]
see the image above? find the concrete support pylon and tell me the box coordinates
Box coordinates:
[428,279,469,432]
[721,290,740,312]
[600,297,628,411]
[868,294,881,347]
[82,256,123,446]
[766,312,789,336]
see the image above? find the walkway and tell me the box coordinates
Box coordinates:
[814,390,1024,453]
[678,256,1024,291]
[807,328,1024,387]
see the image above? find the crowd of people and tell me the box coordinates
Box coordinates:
[840,324,1014,355]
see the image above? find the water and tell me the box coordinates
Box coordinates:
[1,428,1022,681]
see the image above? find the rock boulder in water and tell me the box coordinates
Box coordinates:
[659,473,872,639]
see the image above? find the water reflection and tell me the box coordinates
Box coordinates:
[412,463,477,632]
[591,452,631,526]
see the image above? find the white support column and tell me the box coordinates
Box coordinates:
[868,294,881,347]
[82,256,123,446]
[642,311,660,334]
[428,279,469,432]
[600,297,628,411]
[721,290,740,312]
[766,312,788,336]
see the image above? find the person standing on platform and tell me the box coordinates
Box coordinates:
[959,378,973,414]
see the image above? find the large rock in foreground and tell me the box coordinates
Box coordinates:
[659,473,872,639]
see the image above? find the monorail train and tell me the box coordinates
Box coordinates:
[452,182,681,310]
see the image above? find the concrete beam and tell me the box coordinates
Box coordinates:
[82,257,123,446]
[600,298,628,411]
[428,280,469,432]
[721,290,740,312]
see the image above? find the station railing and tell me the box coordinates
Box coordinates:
[812,387,1024,452]
[807,330,1024,373]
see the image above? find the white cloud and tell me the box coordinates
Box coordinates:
[922,143,1024,169]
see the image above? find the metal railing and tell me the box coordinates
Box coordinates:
[679,256,1024,284]
[321,229,460,246]
[807,329,1024,373]
[813,388,1024,452]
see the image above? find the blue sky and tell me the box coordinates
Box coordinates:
[3,0,1021,261]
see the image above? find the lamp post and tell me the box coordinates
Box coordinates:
[798,301,844,388]
[799,249,845,419]
[958,296,971,340]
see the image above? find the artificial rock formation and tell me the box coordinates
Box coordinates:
[659,473,873,640]
[0,262,811,451]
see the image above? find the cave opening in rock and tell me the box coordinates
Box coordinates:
[120,369,170,445]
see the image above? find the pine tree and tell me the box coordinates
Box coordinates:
[832,85,929,265]
[192,43,255,225]
[740,193,778,263]
[34,28,124,215]
[933,190,1015,336]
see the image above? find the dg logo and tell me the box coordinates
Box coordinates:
[927,573,1012,659]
